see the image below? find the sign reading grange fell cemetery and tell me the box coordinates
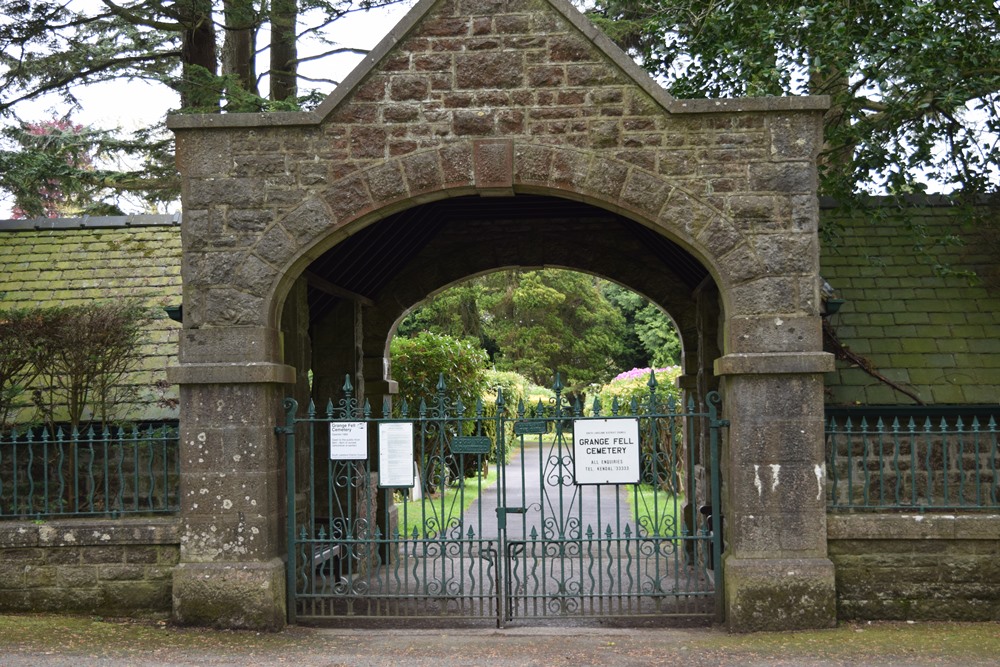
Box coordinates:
[573,418,641,485]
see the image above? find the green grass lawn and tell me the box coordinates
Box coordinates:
[395,465,498,539]
[626,484,683,537]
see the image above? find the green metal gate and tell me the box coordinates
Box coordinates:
[278,373,725,626]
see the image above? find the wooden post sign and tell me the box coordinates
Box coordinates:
[572,418,641,485]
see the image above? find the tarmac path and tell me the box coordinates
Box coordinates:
[462,437,635,540]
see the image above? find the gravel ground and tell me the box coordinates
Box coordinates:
[1,616,999,666]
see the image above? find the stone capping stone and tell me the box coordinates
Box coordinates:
[827,513,1000,540]
[167,362,297,385]
[715,351,835,376]
[0,517,180,547]
[0,212,181,231]
[166,0,829,131]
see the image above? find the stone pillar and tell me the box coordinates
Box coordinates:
[167,327,294,630]
[715,351,836,632]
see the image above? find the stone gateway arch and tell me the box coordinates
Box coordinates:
[167,0,835,631]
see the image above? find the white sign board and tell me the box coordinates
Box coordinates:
[328,421,368,460]
[378,422,415,488]
[573,418,641,485]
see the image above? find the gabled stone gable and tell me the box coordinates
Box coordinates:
[166,0,839,632]
[170,0,827,349]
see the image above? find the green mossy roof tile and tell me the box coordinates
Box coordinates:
[0,222,181,424]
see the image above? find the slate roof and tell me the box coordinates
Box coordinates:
[0,214,182,423]
[820,198,1000,405]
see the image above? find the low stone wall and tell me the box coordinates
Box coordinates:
[0,517,179,614]
[829,514,1000,621]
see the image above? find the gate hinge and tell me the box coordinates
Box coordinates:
[714,419,730,427]
[275,425,294,435]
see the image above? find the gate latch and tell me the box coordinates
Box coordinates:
[496,506,526,530]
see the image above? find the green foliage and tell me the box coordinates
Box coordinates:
[589,366,682,416]
[401,269,631,395]
[0,119,176,218]
[482,369,528,408]
[0,0,408,214]
[2,302,156,429]
[479,369,531,461]
[590,0,1000,244]
[602,283,681,368]
[389,331,489,409]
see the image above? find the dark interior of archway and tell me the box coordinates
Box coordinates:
[304,194,709,323]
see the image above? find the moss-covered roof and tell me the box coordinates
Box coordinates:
[0,215,182,423]
[821,199,1000,406]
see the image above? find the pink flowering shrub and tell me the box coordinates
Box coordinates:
[590,366,682,415]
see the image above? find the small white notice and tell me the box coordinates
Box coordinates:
[329,421,368,460]
[378,422,415,488]
[573,418,641,485]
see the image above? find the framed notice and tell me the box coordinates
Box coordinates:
[378,422,415,488]
[328,421,368,460]
[573,418,641,485]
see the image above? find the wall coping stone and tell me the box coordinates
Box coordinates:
[166,0,828,131]
[715,351,835,376]
[167,362,296,385]
[0,517,180,547]
[827,513,1000,540]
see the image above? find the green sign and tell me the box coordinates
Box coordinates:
[513,420,548,435]
[450,436,492,454]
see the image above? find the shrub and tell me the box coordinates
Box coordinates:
[389,332,489,409]
[0,309,43,429]
[589,366,682,415]
[390,333,490,486]
[480,369,530,462]
[1,302,155,430]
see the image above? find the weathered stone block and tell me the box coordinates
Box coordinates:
[456,52,523,89]
[172,559,285,630]
[725,557,836,632]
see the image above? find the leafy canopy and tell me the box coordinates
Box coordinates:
[590,0,1000,205]
[397,269,681,395]
[0,0,408,216]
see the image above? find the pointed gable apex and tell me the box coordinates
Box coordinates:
[311,0,679,121]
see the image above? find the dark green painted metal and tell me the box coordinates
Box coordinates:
[827,414,1000,510]
[450,436,492,454]
[0,424,179,518]
[278,372,723,625]
[513,420,548,435]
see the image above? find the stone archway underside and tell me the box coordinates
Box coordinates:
[167,0,835,632]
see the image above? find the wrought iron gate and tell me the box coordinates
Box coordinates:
[278,373,725,626]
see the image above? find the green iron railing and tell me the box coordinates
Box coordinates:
[0,423,180,519]
[827,415,1000,510]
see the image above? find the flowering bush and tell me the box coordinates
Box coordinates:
[590,366,682,415]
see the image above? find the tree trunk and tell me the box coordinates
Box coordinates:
[177,0,219,110]
[270,0,298,103]
[222,0,258,104]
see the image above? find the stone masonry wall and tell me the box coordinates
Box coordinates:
[170,0,826,348]
[828,514,1000,621]
[0,518,179,614]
